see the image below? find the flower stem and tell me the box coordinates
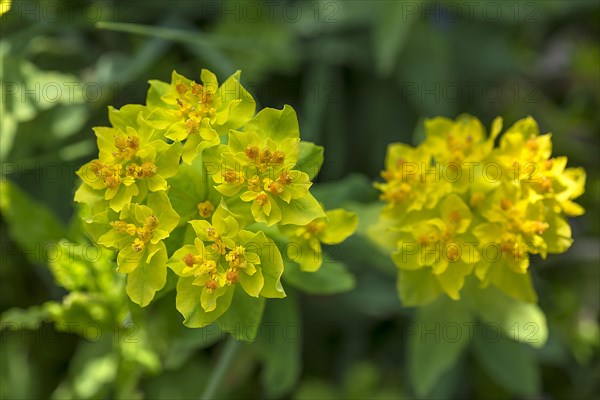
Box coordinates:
[200,337,241,400]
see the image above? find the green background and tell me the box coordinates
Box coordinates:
[1,1,598,399]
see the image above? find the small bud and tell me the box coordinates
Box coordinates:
[176,82,187,94]
[500,198,513,211]
[198,201,215,218]
[140,162,157,177]
[255,192,269,206]
[205,279,218,292]
[226,269,239,284]
[182,253,196,267]
[246,145,260,160]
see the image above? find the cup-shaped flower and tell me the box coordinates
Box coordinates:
[145,69,256,164]
[374,143,451,215]
[388,194,480,300]
[473,186,573,302]
[75,106,182,211]
[422,114,501,164]
[279,209,358,272]
[491,117,586,216]
[421,115,502,193]
[167,204,285,328]
[84,192,180,306]
[206,105,325,226]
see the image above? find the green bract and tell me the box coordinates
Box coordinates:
[74,68,358,337]
[279,209,358,272]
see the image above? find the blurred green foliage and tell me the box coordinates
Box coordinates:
[1,0,598,399]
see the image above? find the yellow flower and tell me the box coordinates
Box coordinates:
[390,194,479,300]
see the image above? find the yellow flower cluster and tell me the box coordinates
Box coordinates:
[372,115,585,305]
[74,68,359,328]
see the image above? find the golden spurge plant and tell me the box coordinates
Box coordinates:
[371,115,585,306]
[75,69,358,337]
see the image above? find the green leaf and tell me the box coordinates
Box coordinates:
[295,142,324,180]
[216,286,266,341]
[477,258,538,303]
[543,213,574,253]
[107,104,145,131]
[146,79,171,108]
[0,181,67,263]
[48,246,92,291]
[465,284,548,348]
[473,332,540,396]
[283,260,355,295]
[0,306,50,330]
[409,297,472,398]
[116,243,145,274]
[238,268,264,297]
[72,352,119,399]
[164,327,223,370]
[373,1,422,77]
[254,295,301,398]
[310,174,378,209]
[1,53,86,162]
[51,338,117,400]
[48,240,115,293]
[147,191,180,235]
[109,183,139,212]
[126,242,168,307]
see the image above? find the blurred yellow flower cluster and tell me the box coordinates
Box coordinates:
[372,115,585,305]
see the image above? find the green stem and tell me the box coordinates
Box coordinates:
[201,337,241,400]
